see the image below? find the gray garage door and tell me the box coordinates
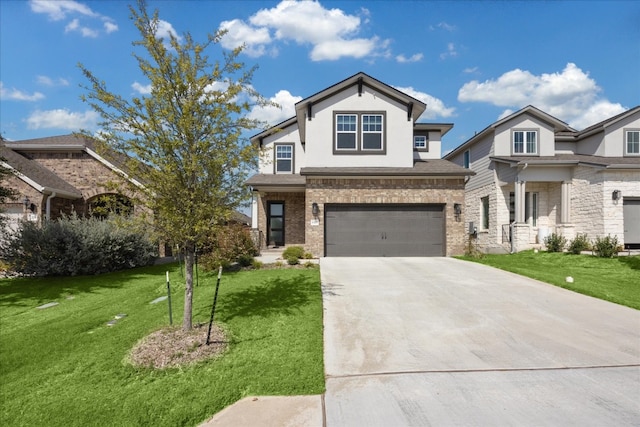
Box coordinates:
[623,199,640,249]
[325,204,444,257]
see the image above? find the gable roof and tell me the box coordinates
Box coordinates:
[1,144,82,198]
[294,72,428,144]
[573,105,640,139]
[444,105,575,160]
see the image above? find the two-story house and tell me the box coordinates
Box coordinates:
[444,105,640,253]
[246,72,474,257]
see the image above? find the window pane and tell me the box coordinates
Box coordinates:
[270,203,283,216]
[463,150,470,168]
[513,132,524,153]
[532,193,538,227]
[276,159,292,172]
[481,196,489,229]
[526,131,537,154]
[270,218,283,229]
[414,136,426,149]
[628,131,640,154]
[276,145,292,158]
[363,133,382,150]
[337,115,357,131]
[337,133,357,149]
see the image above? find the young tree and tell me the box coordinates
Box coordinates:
[79,0,272,330]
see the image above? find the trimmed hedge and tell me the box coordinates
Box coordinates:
[1,215,156,276]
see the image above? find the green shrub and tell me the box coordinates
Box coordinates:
[251,259,263,270]
[237,254,254,267]
[282,246,305,259]
[286,256,299,265]
[304,261,316,268]
[303,252,314,259]
[568,233,591,254]
[544,232,567,252]
[1,215,156,276]
[593,235,619,258]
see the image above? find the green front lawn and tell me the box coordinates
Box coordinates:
[459,251,640,310]
[0,264,324,426]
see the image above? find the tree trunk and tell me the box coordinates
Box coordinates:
[183,246,194,331]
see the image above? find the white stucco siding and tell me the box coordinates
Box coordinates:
[413,131,441,160]
[304,85,414,168]
[602,113,640,157]
[576,133,604,156]
[494,115,556,157]
[258,123,304,174]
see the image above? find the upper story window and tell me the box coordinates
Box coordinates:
[626,130,640,155]
[336,114,357,150]
[463,150,470,168]
[334,112,386,154]
[414,135,428,151]
[275,144,293,173]
[513,130,538,155]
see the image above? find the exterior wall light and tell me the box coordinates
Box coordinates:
[311,202,319,217]
[612,190,621,201]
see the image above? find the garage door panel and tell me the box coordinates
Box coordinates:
[325,204,444,257]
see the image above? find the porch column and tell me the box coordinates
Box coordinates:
[514,181,526,223]
[561,181,571,223]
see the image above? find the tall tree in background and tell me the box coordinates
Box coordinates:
[79,0,273,330]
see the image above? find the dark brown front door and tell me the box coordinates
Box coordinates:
[267,201,285,247]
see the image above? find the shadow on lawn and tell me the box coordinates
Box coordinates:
[618,255,640,271]
[218,274,315,321]
[0,263,179,308]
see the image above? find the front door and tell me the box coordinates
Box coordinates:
[267,201,285,247]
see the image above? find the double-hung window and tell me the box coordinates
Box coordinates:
[626,130,640,155]
[414,135,428,150]
[335,112,385,153]
[513,130,538,155]
[336,114,357,150]
[275,144,293,173]
[362,114,383,150]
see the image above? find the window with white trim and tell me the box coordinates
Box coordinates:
[513,130,538,154]
[336,114,357,150]
[362,114,383,150]
[414,135,428,150]
[626,130,640,155]
[275,144,293,173]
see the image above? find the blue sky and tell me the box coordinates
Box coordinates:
[1,0,639,155]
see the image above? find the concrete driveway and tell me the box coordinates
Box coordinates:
[321,257,640,426]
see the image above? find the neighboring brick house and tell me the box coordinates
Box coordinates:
[444,105,640,253]
[1,134,146,233]
[246,72,474,257]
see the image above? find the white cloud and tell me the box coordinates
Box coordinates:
[36,75,70,87]
[396,53,424,63]
[249,89,302,124]
[0,82,45,101]
[440,42,458,60]
[219,0,388,61]
[103,21,118,34]
[394,86,455,119]
[155,19,182,43]
[30,0,116,37]
[463,66,478,74]
[26,109,99,130]
[29,0,97,21]
[219,19,273,57]
[458,63,626,129]
[132,81,152,95]
[431,22,457,32]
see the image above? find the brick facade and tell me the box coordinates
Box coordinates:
[256,191,306,248]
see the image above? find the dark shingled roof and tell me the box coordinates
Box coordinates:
[245,173,306,187]
[491,154,640,169]
[1,144,82,198]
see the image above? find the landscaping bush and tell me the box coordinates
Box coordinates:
[286,256,300,266]
[282,246,305,260]
[200,224,258,271]
[593,235,619,258]
[1,215,156,276]
[544,232,567,252]
[568,233,591,254]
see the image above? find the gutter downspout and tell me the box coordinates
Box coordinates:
[45,192,57,222]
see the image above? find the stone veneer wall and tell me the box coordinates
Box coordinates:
[256,191,306,248]
[304,177,466,257]
[572,166,640,244]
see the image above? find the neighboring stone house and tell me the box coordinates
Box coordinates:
[1,134,146,234]
[246,72,474,257]
[444,105,640,252]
